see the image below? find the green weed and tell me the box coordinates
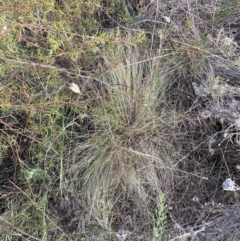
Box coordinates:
[152,194,167,241]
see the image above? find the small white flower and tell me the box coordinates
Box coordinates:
[68,82,81,94]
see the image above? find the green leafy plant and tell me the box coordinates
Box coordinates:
[24,167,49,183]
[152,193,167,241]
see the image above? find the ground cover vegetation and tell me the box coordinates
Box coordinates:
[1,0,240,240]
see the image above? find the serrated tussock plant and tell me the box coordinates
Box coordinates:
[65,46,179,227]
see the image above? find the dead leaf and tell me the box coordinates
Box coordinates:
[68,82,81,94]
[162,16,171,23]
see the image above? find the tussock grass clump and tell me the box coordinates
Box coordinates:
[65,46,179,229]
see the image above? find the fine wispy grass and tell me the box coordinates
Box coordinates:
[64,45,179,231]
